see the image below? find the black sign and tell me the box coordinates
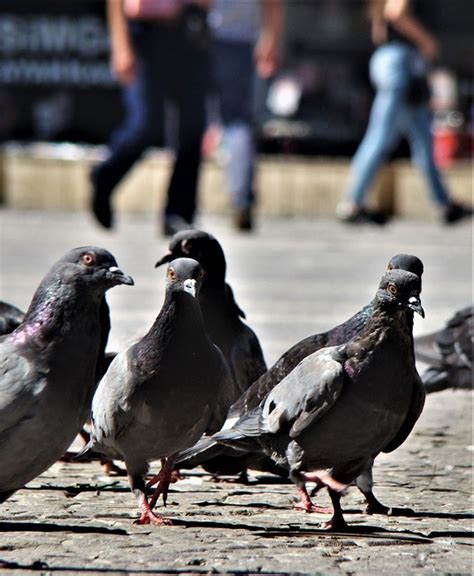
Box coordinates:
[0,1,122,143]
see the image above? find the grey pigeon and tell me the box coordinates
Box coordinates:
[211,269,425,530]
[415,306,473,392]
[0,301,24,336]
[0,295,122,475]
[156,230,268,477]
[0,247,133,503]
[85,258,235,525]
[178,254,425,512]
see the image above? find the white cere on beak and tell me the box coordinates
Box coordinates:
[409,296,419,305]
[109,266,119,272]
[183,278,197,297]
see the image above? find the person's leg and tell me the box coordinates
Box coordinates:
[213,40,256,230]
[163,8,210,233]
[403,104,472,223]
[338,44,410,222]
[404,105,451,206]
[91,23,164,229]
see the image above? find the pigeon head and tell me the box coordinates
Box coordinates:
[56,247,134,290]
[156,230,226,282]
[18,247,133,343]
[165,258,204,299]
[387,254,424,281]
[376,269,425,318]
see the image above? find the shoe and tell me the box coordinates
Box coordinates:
[443,202,473,224]
[336,203,388,225]
[162,214,193,237]
[233,207,253,231]
[91,188,113,230]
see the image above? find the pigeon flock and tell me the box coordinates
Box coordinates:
[0,232,471,530]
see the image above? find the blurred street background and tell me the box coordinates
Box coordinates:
[0,0,472,222]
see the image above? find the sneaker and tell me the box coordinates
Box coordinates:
[443,202,473,224]
[233,207,253,231]
[162,214,193,237]
[91,188,113,229]
[336,203,388,225]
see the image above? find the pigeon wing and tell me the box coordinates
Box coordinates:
[0,340,45,439]
[91,349,144,447]
[206,343,237,434]
[260,347,344,439]
[382,371,426,453]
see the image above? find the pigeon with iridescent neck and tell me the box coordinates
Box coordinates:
[84,258,234,525]
[0,247,133,503]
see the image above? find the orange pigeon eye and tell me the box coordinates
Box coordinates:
[387,283,398,296]
[168,268,177,280]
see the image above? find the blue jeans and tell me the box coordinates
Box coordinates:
[344,42,450,208]
[92,12,209,223]
[212,40,256,210]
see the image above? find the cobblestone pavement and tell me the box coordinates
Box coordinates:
[0,209,472,574]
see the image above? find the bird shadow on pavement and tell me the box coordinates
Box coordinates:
[25,482,129,496]
[401,510,474,520]
[168,517,434,543]
[0,520,127,535]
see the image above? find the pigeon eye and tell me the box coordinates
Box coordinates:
[82,253,96,266]
[387,283,398,296]
[387,263,394,270]
[168,268,177,281]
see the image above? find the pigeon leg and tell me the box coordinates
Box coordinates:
[302,471,348,494]
[147,458,181,489]
[148,457,176,509]
[322,489,349,532]
[290,470,332,514]
[294,484,332,514]
[129,473,172,526]
[356,463,414,516]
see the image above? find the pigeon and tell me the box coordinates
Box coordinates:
[209,269,425,530]
[177,254,425,510]
[155,230,268,478]
[415,306,473,392]
[155,230,267,396]
[238,253,424,407]
[0,301,24,336]
[84,258,235,525]
[0,295,122,474]
[0,247,133,503]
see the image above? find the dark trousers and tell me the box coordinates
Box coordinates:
[92,11,209,222]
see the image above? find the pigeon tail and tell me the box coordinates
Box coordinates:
[72,440,103,461]
[175,437,222,468]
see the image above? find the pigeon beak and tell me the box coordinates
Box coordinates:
[183,278,197,298]
[407,295,424,318]
[155,253,173,268]
[108,266,134,286]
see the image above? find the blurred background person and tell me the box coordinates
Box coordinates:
[90,0,210,236]
[206,0,283,232]
[336,0,472,225]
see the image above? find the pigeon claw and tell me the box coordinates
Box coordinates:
[134,511,173,526]
[321,516,350,532]
[294,502,333,514]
